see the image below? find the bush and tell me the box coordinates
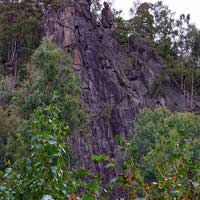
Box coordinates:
[0,107,19,170]
[126,107,200,199]
[0,100,102,200]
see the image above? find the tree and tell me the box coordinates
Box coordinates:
[91,0,102,20]
[129,2,154,41]
[152,1,177,58]
[131,107,200,184]
[11,37,86,132]
[0,100,100,200]
[0,1,42,85]
[114,13,129,46]
[125,1,200,102]
[0,37,86,176]
[189,27,200,65]
[0,107,18,170]
[0,0,62,87]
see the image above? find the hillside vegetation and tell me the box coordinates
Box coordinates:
[0,0,199,199]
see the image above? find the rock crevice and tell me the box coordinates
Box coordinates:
[45,0,200,175]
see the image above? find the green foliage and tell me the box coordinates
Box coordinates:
[114,16,129,46]
[0,101,70,199]
[0,106,199,199]
[0,1,42,75]
[128,1,179,55]
[0,0,62,84]
[132,107,199,175]
[0,76,13,106]
[96,108,199,199]
[0,107,19,170]
[0,100,101,200]
[114,1,200,97]
[0,37,86,189]
[0,1,200,199]
[126,107,200,198]
[12,37,86,132]
[189,26,200,65]
[129,2,154,40]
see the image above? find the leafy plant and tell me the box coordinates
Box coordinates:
[11,37,86,131]
[0,98,101,200]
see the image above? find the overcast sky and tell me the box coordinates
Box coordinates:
[112,0,200,28]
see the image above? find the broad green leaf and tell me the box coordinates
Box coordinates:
[105,163,115,168]
[86,182,98,191]
[82,193,94,200]
[91,154,108,161]
[75,168,89,175]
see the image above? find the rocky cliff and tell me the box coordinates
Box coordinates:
[45,0,200,176]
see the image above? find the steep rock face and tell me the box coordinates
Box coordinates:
[45,0,200,176]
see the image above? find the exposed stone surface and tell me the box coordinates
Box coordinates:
[45,0,200,177]
[101,2,114,29]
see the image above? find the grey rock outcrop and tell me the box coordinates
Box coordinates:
[45,0,200,177]
[101,1,114,29]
